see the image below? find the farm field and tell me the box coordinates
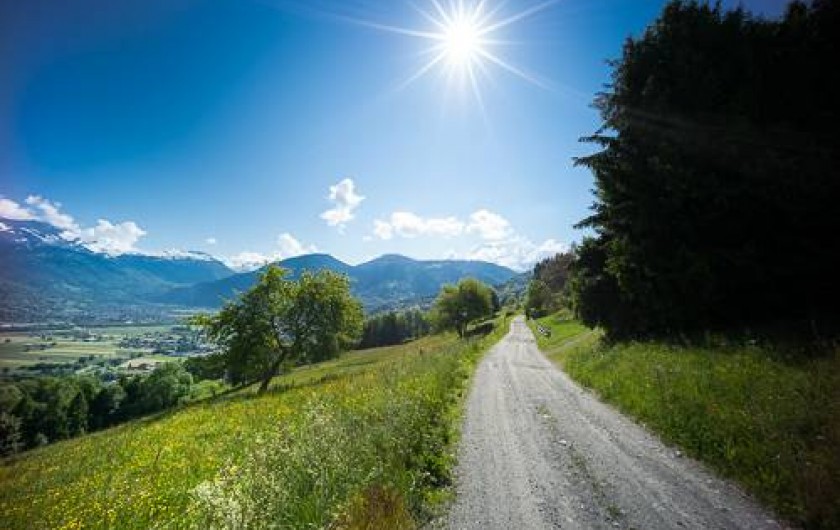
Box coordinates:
[0,325,193,371]
[0,318,509,529]
[82,324,175,337]
[0,335,127,369]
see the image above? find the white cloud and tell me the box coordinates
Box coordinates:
[423,216,465,237]
[465,237,568,271]
[205,237,217,245]
[25,195,77,230]
[372,219,394,240]
[3,194,148,255]
[367,207,566,270]
[0,198,35,220]
[388,212,426,238]
[372,209,513,241]
[466,209,514,240]
[276,232,316,259]
[77,220,147,255]
[320,178,365,231]
[225,252,273,272]
[225,233,317,272]
[372,211,464,239]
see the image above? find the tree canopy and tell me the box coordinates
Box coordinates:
[196,265,363,392]
[0,362,197,455]
[432,278,495,337]
[359,309,431,349]
[526,252,574,316]
[570,0,840,339]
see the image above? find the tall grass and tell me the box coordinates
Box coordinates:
[531,313,840,529]
[192,323,509,529]
[193,345,461,528]
[0,322,507,529]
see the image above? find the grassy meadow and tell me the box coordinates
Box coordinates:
[529,313,840,528]
[0,318,510,529]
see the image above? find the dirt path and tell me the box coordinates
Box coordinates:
[445,316,781,529]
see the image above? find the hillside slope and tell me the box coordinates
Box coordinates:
[0,325,508,529]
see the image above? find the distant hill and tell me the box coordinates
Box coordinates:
[0,219,234,322]
[0,218,518,321]
[159,253,517,312]
[158,253,355,308]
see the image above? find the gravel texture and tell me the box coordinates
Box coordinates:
[444,316,782,530]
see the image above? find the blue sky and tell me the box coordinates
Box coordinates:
[0,0,791,270]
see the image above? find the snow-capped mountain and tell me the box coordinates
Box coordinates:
[0,218,518,322]
[0,218,234,322]
[0,219,89,251]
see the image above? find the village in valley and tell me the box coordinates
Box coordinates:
[0,324,215,378]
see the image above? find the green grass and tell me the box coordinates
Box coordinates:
[0,319,509,529]
[529,312,840,529]
[526,314,596,358]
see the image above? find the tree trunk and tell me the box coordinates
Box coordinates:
[257,355,285,394]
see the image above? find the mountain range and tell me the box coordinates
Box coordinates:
[0,218,518,323]
[159,253,516,312]
[0,219,233,323]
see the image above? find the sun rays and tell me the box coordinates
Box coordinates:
[352,0,556,104]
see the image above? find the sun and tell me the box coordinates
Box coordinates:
[358,0,554,102]
[442,15,484,66]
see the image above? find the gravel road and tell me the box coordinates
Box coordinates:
[445,316,782,530]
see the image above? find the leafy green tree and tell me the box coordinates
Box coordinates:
[525,280,552,317]
[525,252,575,317]
[0,412,22,456]
[196,265,363,392]
[0,384,22,414]
[139,363,193,412]
[89,383,125,430]
[66,391,89,436]
[490,289,501,313]
[433,278,494,337]
[20,378,77,444]
[183,353,227,381]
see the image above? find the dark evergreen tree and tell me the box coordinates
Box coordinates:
[571,0,840,339]
[359,309,432,349]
